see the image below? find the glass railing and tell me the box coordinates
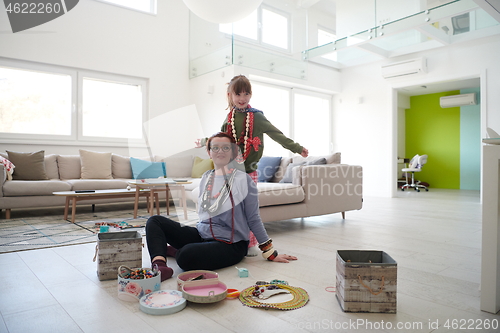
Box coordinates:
[188,2,309,80]
[189,0,500,78]
[304,0,500,68]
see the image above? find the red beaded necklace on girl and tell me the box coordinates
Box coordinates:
[226,106,260,161]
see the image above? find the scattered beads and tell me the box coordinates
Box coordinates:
[251,280,287,297]
[121,268,157,280]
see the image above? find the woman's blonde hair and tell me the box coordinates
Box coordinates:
[226,75,252,109]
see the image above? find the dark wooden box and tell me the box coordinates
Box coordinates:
[336,250,397,313]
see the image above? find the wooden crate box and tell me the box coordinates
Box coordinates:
[96,231,142,281]
[336,250,397,313]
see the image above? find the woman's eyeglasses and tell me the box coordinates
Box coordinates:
[210,146,232,153]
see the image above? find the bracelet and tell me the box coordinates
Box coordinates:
[267,250,278,261]
[258,238,273,251]
[261,247,274,260]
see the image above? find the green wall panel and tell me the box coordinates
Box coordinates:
[406,91,461,189]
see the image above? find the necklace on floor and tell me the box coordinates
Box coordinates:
[201,168,236,244]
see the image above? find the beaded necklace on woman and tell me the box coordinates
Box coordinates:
[200,167,237,244]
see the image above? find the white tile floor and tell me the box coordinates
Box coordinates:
[1,189,499,333]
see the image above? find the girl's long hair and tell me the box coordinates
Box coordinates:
[226,75,252,110]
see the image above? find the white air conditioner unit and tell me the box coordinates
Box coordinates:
[381,57,427,79]
[440,93,477,108]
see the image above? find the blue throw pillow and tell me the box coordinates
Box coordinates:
[130,157,166,179]
[257,156,282,182]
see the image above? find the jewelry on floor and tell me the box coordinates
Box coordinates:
[239,281,309,310]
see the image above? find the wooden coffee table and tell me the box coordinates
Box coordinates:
[53,188,157,223]
[128,179,192,220]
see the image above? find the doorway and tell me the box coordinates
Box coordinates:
[394,77,481,194]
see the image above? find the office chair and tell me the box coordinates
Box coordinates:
[401,154,429,192]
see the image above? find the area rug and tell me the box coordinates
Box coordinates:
[0,207,199,254]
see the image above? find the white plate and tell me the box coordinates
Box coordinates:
[139,290,186,315]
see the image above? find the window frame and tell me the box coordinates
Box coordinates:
[220,4,292,53]
[251,79,333,157]
[0,58,148,147]
[92,0,157,15]
[77,70,147,144]
[260,5,292,52]
[292,88,333,156]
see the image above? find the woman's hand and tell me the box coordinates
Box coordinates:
[300,148,309,157]
[194,138,202,148]
[272,253,298,263]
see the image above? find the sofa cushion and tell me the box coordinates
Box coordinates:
[57,155,81,179]
[3,180,72,196]
[112,154,133,179]
[7,150,49,180]
[257,183,305,207]
[293,152,341,165]
[161,155,193,178]
[191,157,213,178]
[45,154,60,179]
[257,156,282,182]
[65,179,130,191]
[80,149,113,179]
[271,157,292,183]
[181,178,201,192]
[306,157,327,166]
[130,157,166,179]
[279,162,306,183]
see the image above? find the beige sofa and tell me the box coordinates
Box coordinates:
[0,150,363,222]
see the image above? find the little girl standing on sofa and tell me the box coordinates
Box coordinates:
[195,75,309,253]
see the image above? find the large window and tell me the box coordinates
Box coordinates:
[94,0,157,14]
[250,82,332,157]
[293,91,331,154]
[220,6,290,51]
[0,67,72,136]
[80,76,143,139]
[0,59,146,145]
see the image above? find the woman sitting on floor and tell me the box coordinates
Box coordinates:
[145,132,297,281]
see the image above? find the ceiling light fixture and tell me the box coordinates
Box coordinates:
[183,0,263,24]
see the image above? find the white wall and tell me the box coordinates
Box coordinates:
[336,34,500,197]
[0,0,191,157]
